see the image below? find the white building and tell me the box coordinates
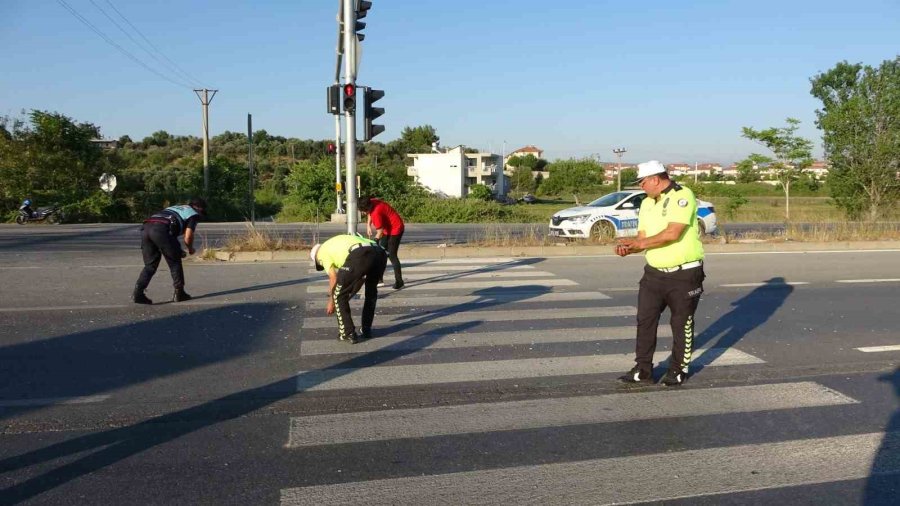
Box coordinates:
[407,146,506,198]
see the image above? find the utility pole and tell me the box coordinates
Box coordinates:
[694,161,699,184]
[194,89,218,196]
[247,113,255,224]
[613,147,627,191]
[342,0,358,233]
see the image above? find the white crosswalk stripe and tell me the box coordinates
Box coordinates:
[295,349,763,391]
[281,432,894,505]
[305,291,611,310]
[301,306,636,329]
[300,326,665,355]
[306,278,578,293]
[281,258,887,504]
[287,382,855,447]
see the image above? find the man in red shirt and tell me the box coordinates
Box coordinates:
[359,196,405,289]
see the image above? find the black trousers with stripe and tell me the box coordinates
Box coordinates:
[333,246,388,339]
[634,264,705,375]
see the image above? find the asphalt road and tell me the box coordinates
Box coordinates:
[1,245,898,504]
[0,221,792,253]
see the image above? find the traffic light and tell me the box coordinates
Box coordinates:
[353,1,372,42]
[363,87,385,141]
[343,84,356,114]
[327,84,340,115]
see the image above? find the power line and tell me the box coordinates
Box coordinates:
[100,0,207,87]
[87,0,201,88]
[55,0,194,89]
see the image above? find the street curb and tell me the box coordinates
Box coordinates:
[207,240,900,262]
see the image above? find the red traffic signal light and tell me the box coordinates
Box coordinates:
[343,84,356,113]
[327,143,336,154]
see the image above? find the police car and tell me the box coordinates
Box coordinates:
[548,190,717,240]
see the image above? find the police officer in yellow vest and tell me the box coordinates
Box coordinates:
[615,161,705,386]
[311,234,388,344]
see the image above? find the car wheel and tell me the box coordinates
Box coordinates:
[590,221,616,243]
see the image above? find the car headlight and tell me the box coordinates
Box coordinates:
[566,214,591,224]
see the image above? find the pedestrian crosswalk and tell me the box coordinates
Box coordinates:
[287,257,894,504]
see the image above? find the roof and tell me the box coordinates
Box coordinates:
[510,145,543,155]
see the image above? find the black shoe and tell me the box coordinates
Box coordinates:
[361,329,373,340]
[392,280,405,290]
[133,291,153,305]
[338,332,360,344]
[173,288,192,302]
[617,366,652,384]
[661,368,687,387]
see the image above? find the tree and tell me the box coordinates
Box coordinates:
[509,165,536,193]
[810,57,900,220]
[539,158,605,195]
[397,125,439,154]
[736,156,764,183]
[467,183,492,201]
[620,168,637,186]
[740,118,813,220]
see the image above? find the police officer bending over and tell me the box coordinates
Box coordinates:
[133,198,207,304]
[615,161,705,386]
[311,234,388,344]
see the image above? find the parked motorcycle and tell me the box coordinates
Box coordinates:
[16,201,62,225]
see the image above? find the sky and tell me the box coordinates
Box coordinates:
[2,0,898,164]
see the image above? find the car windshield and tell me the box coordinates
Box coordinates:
[588,192,632,207]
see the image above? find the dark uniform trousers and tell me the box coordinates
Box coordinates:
[377,230,404,285]
[137,223,185,290]
[635,264,705,374]
[333,245,388,339]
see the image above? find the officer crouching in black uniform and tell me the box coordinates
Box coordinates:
[132,198,207,304]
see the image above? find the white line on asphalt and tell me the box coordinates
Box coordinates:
[307,265,537,274]
[720,282,810,287]
[0,266,42,270]
[280,432,895,505]
[855,345,900,353]
[295,348,764,392]
[0,395,110,407]
[306,291,611,310]
[836,278,900,284]
[300,326,661,356]
[306,278,578,293]
[286,382,856,447]
[306,271,557,282]
[0,300,242,313]
[301,306,636,329]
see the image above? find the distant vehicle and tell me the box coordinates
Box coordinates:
[548,190,717,241]
[521,193,537,204]
[16,200,63,225]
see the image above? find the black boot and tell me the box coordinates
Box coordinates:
[133,286,152,305]
[173,288,192,302]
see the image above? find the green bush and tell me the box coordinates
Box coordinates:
[467,184,493,201]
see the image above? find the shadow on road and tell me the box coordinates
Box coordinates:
[864,367,900,504]
[690,277,793,376]
[0,285,549,503]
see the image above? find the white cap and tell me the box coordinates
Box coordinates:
[310,243,322,270]
[635,160,667,182]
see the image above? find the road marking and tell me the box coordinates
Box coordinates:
[0,395,110,407]
[306,291,611,310]
[0,300,241,313]
[295,348,764,392]
[720,282,810,287]
[301,306,636,329]
[280,431,897,505]
[300,326,662,356]
[306,271,558,282]
[836,278,900,284]
[307,265,538,274]
[306,278,578,293]
[287,382,855,447]
[856,345,900,353]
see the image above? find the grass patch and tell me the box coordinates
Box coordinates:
[222,223,313,252]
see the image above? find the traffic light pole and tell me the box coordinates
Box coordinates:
[342,0,358,234]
